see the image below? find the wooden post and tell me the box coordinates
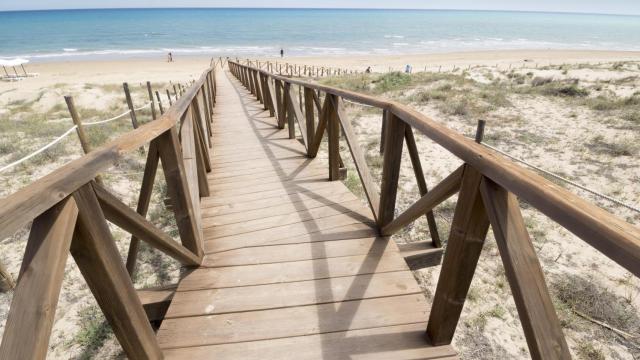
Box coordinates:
[0,262,14,292]
[173,84,179,101]
[380,110,388,154]
[378,112,406,228]
[475,119,486,143]
[155,91,164,114]
[122,83,139,129]
[125,140,159,276]
[284,83,296,139]
[64,96,92,154]
[0,197,78,359]
[146,81,157,120]
[156,128,204,260]
[274,79,286,129]
[480,178,571,359]
[405,126,441,247]
[166,89,173,106]
[327,94,341,181]
[71,183,162,359]
[426,165,489,345]
[304,87,315,155]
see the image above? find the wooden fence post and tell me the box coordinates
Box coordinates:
[327,94,341,181]
[304,87,315,154]
[64,96,92,154]
[284,83,296,139]
[155,91,164,114]
[166,89,173,106]
[122,83,139,129]
[378,112,406,228]
[426,165,489,345]
[146,81,157,120]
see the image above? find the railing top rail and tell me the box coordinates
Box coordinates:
[231,61,640,276]
[0,65,216,241]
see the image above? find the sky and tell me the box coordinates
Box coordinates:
[1,0,639,15]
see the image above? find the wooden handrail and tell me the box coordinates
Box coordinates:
[229,60,639,360]
[230,61,640,277]
[0,66,215,242]
[0,64,218,359]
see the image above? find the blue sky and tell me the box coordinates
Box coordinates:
[1,0,639,15]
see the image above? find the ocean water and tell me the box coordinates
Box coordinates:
[1,8,640,61]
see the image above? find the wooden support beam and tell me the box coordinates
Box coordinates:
[405,126,442,247]
[156,128,204,260]
[377,112,406,228]
[331,95,381,222]
[308,94,330,158]
[284,83,296,140]
[71,183,162,359]
[480,178,571,359]
[286,84,308,148]
[304,87,316,156]
[427,165,489,345]
[126,141,159,275]
[274,79,286,129]
[0,197,78,360]
[382,165,464,236]
[94,184,201,267]
[327,94,341,181]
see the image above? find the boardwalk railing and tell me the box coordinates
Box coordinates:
[0,66,217,359]
[229,60,640,359]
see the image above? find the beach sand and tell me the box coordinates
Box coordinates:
[1,49,639,359]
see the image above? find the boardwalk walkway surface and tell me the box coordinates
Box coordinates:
[155,70,457,359]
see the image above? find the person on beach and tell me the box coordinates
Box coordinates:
[365,66,371,73]
[405,64,412,73]
[280,48,284,58]
[168,52,173,62]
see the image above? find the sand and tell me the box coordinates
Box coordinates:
[1,49,639,359]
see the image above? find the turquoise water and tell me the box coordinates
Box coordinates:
[1,8,640,61]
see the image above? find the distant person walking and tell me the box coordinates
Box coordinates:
[167,52,173,62]
[280,48,284,58]
[405,64,412,73]
[365,66,371,74]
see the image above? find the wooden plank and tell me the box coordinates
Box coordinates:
[203,211,375,253]
[378,112,406,228]
[158,294,428,349]
[397,241,444,270]
[163,323,457,360]
[180,251,407,291]
[94,183,200,266]
[0,197,78,360]
[405,126,442,247]
[308,94,329,158]
[284,83,296,139]
[156,127,204,260]
[71,183,162,359]
[382,165,464,236]
[274,79,286,129]
[202,190,357,225]
[203,199,368,237]
[427,165,489,345]
[286,84,308,148]
[138,284,177,322]
[166,271,420,318]
[479,178,570,359]
[203,236,396,267]
[332,95,381,222]
[208,165,327,186]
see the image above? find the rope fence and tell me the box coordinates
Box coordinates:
[480,141,640,214]
[0,125,78,173]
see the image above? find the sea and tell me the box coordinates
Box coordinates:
[1,8,640,62]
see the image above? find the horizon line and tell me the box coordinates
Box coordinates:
[0,7,639,17]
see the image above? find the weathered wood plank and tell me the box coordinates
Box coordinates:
[163,323,457,360]
[378,112,406,228]
[158,294,429,349]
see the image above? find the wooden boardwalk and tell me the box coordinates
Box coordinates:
[156,70,457,359]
